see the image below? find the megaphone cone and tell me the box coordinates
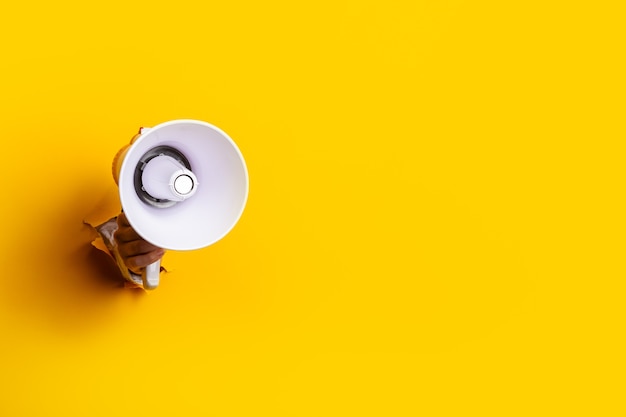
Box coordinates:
[112,120,249,289]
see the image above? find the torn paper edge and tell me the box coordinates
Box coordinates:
[84,217,166,290]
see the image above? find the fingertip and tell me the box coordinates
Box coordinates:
[118,212,129,226]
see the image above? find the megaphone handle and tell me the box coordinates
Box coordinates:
[143,261,160,290]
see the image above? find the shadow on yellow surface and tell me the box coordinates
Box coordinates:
[3,181,143,337]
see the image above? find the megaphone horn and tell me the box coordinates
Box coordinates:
[112,120,249,290]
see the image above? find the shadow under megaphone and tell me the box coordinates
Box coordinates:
[4,182,145,336]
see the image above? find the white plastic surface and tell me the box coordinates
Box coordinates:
[119,119,249,251]
[142,260,160,290]
[174,175,194,195]
[141,155,198,201]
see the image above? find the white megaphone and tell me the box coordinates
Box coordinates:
[112,119,249,290]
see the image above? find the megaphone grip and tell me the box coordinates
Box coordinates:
[143,261,160,290]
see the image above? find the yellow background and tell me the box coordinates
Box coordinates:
[1,0,624,415]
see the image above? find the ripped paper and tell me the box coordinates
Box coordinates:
[84,217,144,288]
[83,185,165,290]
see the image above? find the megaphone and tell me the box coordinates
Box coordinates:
[112,119,249,289]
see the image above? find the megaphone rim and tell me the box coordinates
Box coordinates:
[118,119,249,250]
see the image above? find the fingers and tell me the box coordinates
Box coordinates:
[117,211,130,228]
[114,213,165,274]
[117,237,160,257]
[124,248,165,274]
[115,212,139,243]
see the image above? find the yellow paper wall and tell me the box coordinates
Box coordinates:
[1,1,624,415]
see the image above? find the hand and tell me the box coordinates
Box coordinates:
[114,212,165,275]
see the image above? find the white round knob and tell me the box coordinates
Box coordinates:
[141,155,198,202]
[174,174,194,195]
